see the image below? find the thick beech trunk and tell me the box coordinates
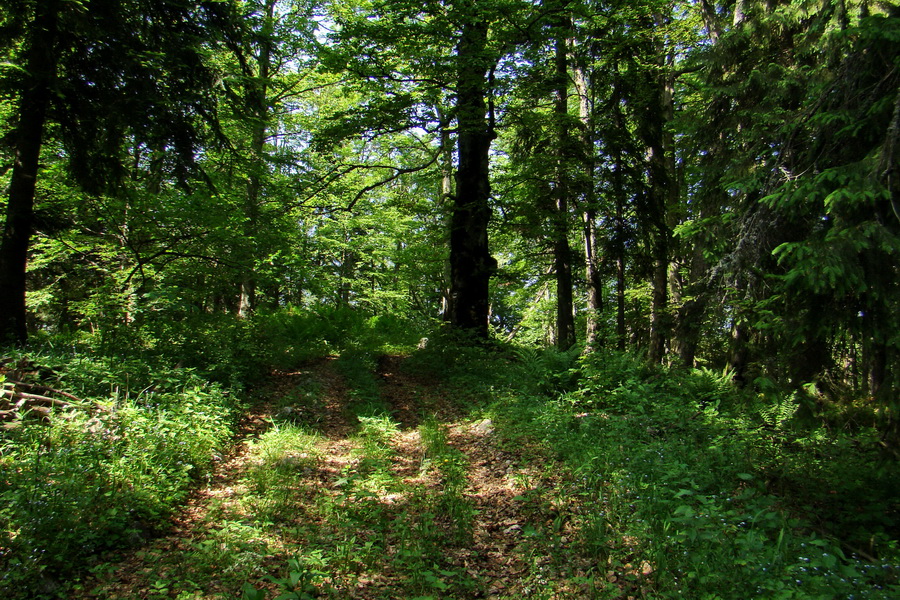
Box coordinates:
[0,2,59,345]
[448,9,496,338]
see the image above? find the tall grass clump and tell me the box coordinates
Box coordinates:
[0,350,239,600]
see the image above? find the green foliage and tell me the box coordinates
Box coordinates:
[22,306,423,393]
[258,306,425,368]
[243,422,321,524]
[336,349,390,418]
[402,331,522,406]
[0,304,432,598]
[29,312,272,388]
[242,551,333,600]
[514,344,582,395]
[3,0,900,595]
[680,3,900,412]
[488,348,900,600]
[0,351,237,599]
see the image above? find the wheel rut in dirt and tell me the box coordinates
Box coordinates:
[73,355,600,599]
[370,354,597,598]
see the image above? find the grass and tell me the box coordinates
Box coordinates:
[0,355,238,599]
[419,417,474,542]
[3,317,898,599]
[54,345,483,599]
[484,348,900,599]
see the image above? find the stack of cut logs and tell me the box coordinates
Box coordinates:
[0,358,89,429]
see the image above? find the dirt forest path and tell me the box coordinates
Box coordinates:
[73,356,621,600]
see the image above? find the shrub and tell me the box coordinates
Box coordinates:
[0,351,238,599]
[488,349,900,599]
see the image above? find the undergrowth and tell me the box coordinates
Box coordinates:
[394,337,900,597]
[236,349,480,600]
[0,306,422,599]
[483,347,900,599]
[0,353,238,599]
[3,313,897,599]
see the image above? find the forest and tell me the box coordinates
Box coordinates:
[1,0,899,598]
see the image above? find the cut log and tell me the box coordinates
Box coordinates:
[1,389,71,408]
[8,381,86,404]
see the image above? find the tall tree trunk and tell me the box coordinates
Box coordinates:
[733,0,746,27]
[730,320,751,386]
[438,106,454,321]
[670,5,727,368]
[648,228,669,362]
[611,81,628,351]
[573,60,602,350]
[674,283,707,367]
[645,128,671,363]
[553,28,575,351]
[239,0,276,318]
[700,0,722,42]
[615,221,627,351]
[0,1,59,346]
[646,15,677,364]
[448,4,496,338]
[438,107,455,205]
[583,211,603,347]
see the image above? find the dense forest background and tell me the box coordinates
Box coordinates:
[1,0,900,598]
[2,0,899,401]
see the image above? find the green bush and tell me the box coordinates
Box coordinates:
[488,348,900,600]
[0,351,238,599]
[254,306,424,367]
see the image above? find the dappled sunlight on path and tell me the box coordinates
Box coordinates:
[72,356,613,600]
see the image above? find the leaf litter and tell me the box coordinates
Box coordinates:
[71,356,629,599]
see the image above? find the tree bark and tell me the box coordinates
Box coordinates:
[239,0,276,318]
[645,121,672,363]
[615,219,627,351]
[700,0,722,42]
[674,282,707,367]
[733,0,746,27]
[553,28,575,351]
[611,81,628,351]
[730,320,751,386]
[645,15,677,364]
[573,58,602,350]
[448,4,496,338]
[583,210,603,347]
[438,106,454,320]
[0,1,59,346]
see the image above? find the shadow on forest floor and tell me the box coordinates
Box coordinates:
[69,356,623,600]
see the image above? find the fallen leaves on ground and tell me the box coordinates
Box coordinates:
[71,356,641,600]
